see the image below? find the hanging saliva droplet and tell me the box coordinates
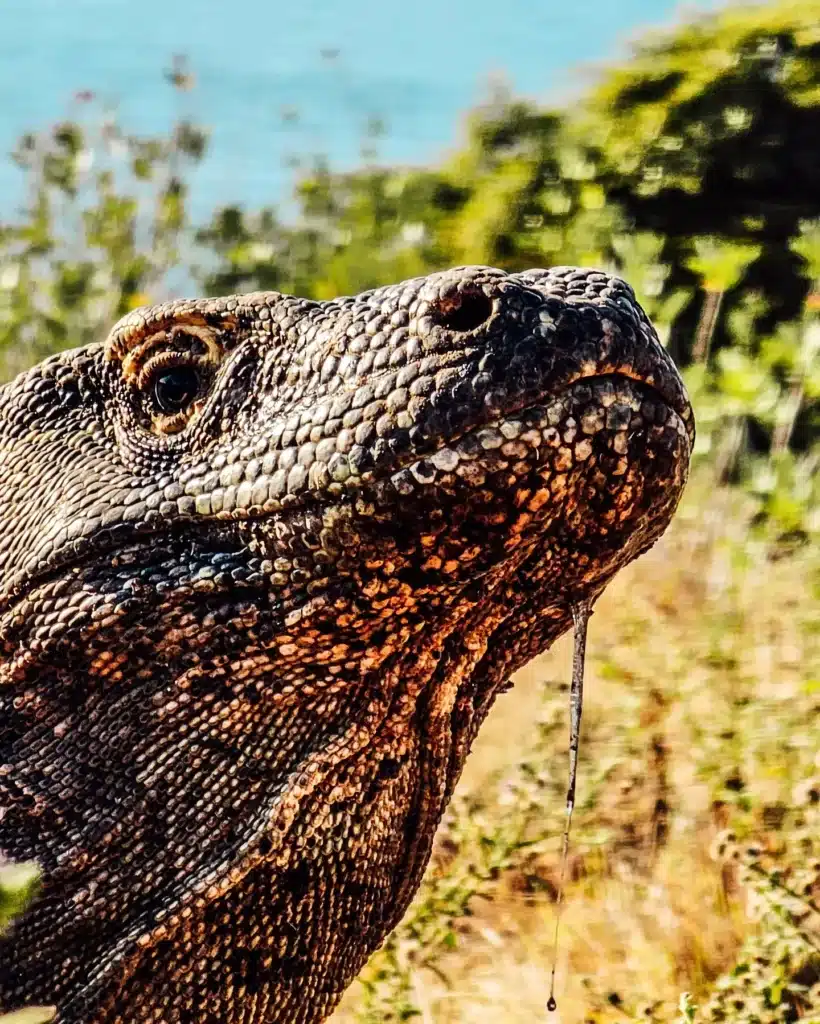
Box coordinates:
[546,598,591,1015]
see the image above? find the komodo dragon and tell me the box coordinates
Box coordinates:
[0,265,693,1022]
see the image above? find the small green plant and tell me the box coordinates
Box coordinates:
[703,816,820,1023]
[0,860,55,1023]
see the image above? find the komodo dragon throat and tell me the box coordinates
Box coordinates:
[0,266,693,1022]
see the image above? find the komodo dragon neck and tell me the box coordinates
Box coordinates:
[0,266,693,1022]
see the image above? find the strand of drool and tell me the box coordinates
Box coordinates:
[547,598,591,1013]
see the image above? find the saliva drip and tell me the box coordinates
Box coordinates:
[546,599,591,1015]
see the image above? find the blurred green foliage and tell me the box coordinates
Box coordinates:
[0,862,55,1023]
[0,861,39,935]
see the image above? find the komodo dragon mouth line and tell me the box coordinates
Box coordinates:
[0,265,693,1024]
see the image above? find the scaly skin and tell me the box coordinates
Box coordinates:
[0,266,693,1022]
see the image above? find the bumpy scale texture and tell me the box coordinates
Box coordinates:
[0,266,693,1023]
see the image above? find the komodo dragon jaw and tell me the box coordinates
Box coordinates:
[0,266,693,1023]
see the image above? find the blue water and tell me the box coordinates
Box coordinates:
[0,0,717,215]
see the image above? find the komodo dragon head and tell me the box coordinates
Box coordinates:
[0,266,693,1022]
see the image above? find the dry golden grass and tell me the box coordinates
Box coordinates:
[334,472,820,1023]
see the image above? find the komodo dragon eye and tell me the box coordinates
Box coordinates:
[139,354,210,434]
[119,322,227,435]
[151,365,201,414]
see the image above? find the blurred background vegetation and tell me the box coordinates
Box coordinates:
[0,0,818,1021]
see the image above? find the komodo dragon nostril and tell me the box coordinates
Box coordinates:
[431,289,494,332]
